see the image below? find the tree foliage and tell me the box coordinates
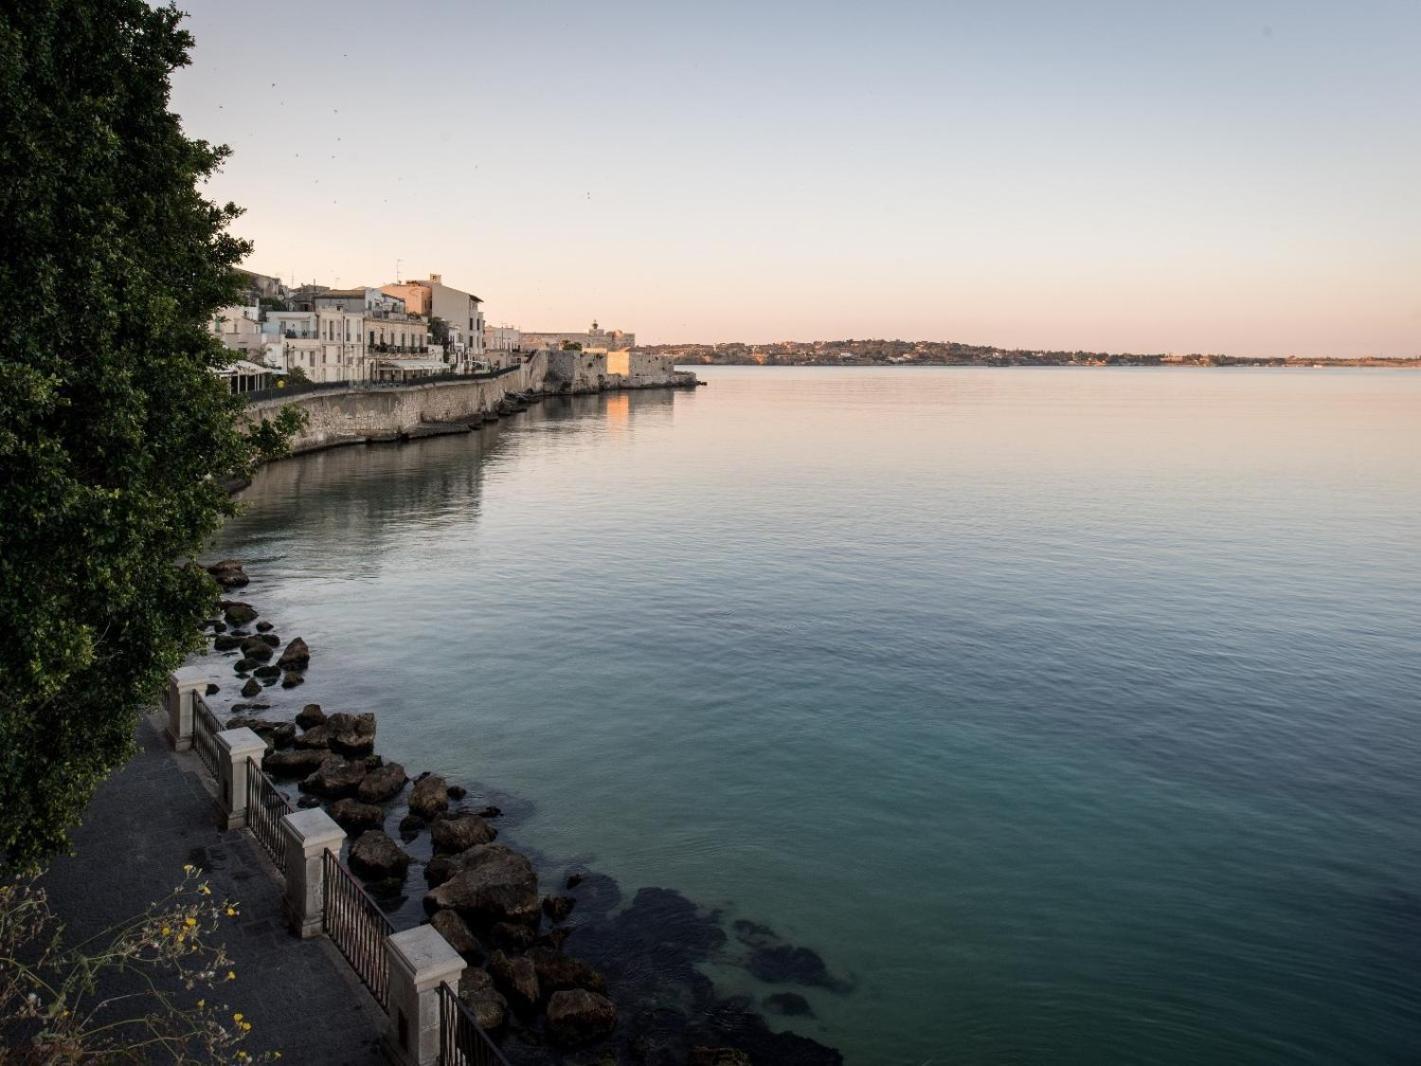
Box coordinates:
[0,1,301,868]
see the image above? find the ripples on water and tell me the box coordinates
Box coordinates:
[208,368,1421,1064]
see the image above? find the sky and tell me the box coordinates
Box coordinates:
[170,1,1421,356]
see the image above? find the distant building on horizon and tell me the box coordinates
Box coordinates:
[520,321,636,354]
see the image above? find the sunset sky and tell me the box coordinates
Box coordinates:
[172,1,1420,356]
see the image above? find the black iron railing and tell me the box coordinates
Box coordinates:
[192,693,221,780]
[242,363,523,404]
[245,756,293,874]
[323,849,394,1007]
[438,983,511,1066]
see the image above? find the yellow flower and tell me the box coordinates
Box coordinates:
[183,863,195,874]
[199,884,212,896]
[184,916,197,927]
[242,1021,252,1032]
[197,999,205,1009]
[233,1012,244,1023]
[225,906,238,917]
[160,926,171,936]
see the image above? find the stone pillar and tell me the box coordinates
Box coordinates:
[214,728,266,830]
[384,925,466,1066]
[278,808,344,938]
[165,667,211,751]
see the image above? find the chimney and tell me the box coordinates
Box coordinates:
[430,273,442,285]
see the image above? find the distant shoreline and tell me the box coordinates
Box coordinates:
[646,344,1418,370]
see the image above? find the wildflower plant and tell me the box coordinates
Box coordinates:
[0,866,274,1062]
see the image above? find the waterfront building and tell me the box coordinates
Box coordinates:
[381,274,485,370]
[263,308,371,384]
[484,324,522,357]
[520,321,636,354]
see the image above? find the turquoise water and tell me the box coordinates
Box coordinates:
[210,367,1421,1064]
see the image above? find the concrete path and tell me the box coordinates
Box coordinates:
[40,712,386,1064]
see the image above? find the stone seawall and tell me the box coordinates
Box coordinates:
[243,350,698,455]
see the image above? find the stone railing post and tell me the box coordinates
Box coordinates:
[165,667,211,751]
[214,728,266,830]
[278,808,344,938]
[383,925,465,1066]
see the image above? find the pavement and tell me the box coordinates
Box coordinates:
[40,712,387,1064]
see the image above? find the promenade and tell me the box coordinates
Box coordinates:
[40,713,386,1064]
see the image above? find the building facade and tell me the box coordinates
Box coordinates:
[519,321,636,353]
[381,274,485,368]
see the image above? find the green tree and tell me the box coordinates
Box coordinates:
[0,1,303,868]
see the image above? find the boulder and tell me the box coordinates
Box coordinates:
[299,756,368,797]
[281,672,304,689]
[536,928,572,951]
[357,762,408,804]
[408,774,449,820]
[240,677,261,699]
[277,637,310,670]
[545,988,617,1046]
[447,785,467,800]
[458,969,506,1032]
[255,621,274,633]
[231,702,270,713]
[487,951,539,1013]
[238,637,274,661]
[475,805,502,819]
[328,798,385,833]
[213,634,243,652]
[526,946,606,997]
[399,814,427,841]
[220,600,257,624]
[233,657,262,674]
[263,748,328,777]
[348,830,409,879]
[295,725,331,750]
[431,813,496,854]
[543,895,576,923]
[566,873,584,890]
[488,922,534,952]
[424,853,456,887]
[422,845,539,926]
[204,682,220,696]
[746,944,841,990]
[295,703,326,729]
[431,908,483,960]
[253,664,281,680]
[325,712,376,757]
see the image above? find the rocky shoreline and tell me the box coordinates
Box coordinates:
[199,553,846,1065]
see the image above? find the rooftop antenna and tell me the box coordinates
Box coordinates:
[395,258,403,283]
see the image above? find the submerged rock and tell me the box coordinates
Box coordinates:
[255,620,274,633]
[281,671,304,688]
[543,895,576,923]
[526,946,605,998]
[763,992,815,1017]
[546,988,617,1046]
[746,944,847,990]
[689,1050,751,1066]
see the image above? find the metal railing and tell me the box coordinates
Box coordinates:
[438,983,511,1066]
[192,693,221,780]
[323,849,394,1007]
[242,363,522,404]
[245,756,293,874]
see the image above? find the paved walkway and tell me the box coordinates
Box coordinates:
[40,712,386,1064]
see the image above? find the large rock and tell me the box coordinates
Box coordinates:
[207,561,249,589]
[281,671,304,689]
[543,895,575,923]
[431,908,483,960]
[408,774,449,820]
[327,712,376,758]
[357,762,408,804]
[277,637,310,670]
[747,944,839,989]
[295,703,326,730]
[213,634,243,651]
[233,657,262,674]
[221,601,257,627]
[328,798,385,833]
[299,756,368,797]
[237,637,274,661]
[458,968,506,1032]
[348,830,409,879]
[545,988,617,1046]
[295,725,331,750]
[422,845,539,925]
[263,748,328,777]
[240,677,261,699]
[526,946,606,997]
[486,951,539,1013]
[431,813,496,854]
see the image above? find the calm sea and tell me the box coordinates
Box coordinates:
[208,367,1421,1064]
